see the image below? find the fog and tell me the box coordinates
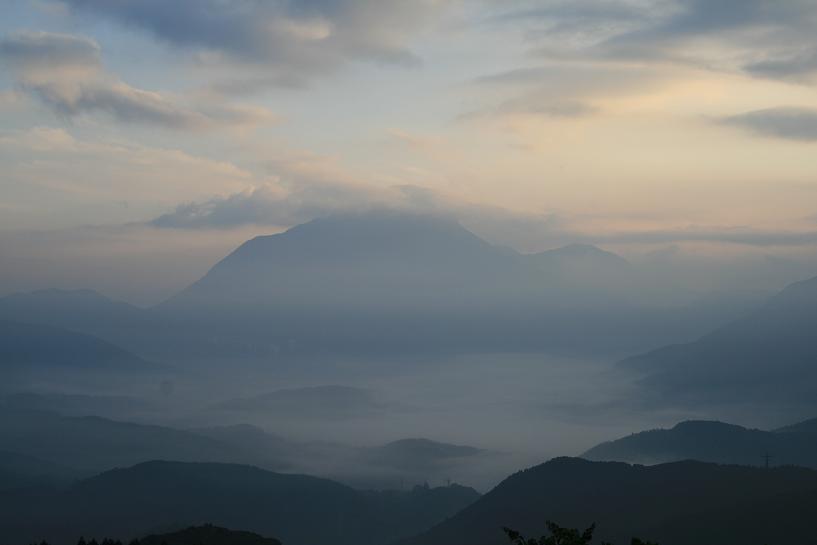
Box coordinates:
[1,211,816,494]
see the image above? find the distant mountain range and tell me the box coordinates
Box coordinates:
[0,460,480,545]
[620,274,817,406]
[0,404,487,489]
[401,457,817,545]
[0,211,773,362]
[582,417,817,468]
[0,320,149,373]
[151,211,750,357]
[0,406,257,474]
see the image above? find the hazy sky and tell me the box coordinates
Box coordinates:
[2,0,817,302]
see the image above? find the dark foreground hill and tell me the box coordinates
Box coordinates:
[400,457,817,545]
[0,460,479,545]
[139,524,281,545]
[582,418,817,468]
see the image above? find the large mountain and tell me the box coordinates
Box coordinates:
[0,460,480,545]
[162,212,539,311]
[620,274,817,406]
[582,418,817,468]
[152,211,712,357]
[401,457,817,545]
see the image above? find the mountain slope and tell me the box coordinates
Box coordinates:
[0,320,148,370]
[620,274,817,405]
[162,211,535,310]
[0,289,144,327]
[401,457,817,545]
[581,419,817,468]
[776,416,817,434]
[0,460,480,545]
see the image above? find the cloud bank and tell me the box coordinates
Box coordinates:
[0,31,276,129]
[721,107,817,142]
[494,0,817,81]
[57,0,449,87]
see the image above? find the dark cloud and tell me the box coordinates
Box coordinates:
[58,0,449,85]
[745,49,817,81]
[0,30,99,68]
[720,107,817,142]
[0,31,275,130]
[491,0,817,81]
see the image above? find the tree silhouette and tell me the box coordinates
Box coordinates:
[503,521,658,545]
[503,521,595,545]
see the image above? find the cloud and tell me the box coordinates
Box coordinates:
[0,30,99,68]
[0,126,254,229]
[149,180,456,229]
[490,0,817,82]
[719,107,817,142]
[745,49,817,81]
[459,96,598,122]
[466,58,668,124]
[0,31,276,129]
[57,0,449,86]
[150,180,817,250]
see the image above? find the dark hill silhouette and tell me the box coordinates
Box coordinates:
[0,460,480,545]
[0,450,80,490]
[0,405,487,490]
[581,419,817,468]
[400,457,817,545]
[139,524,281,545]
[0,320,149,371]
[620,274,817,406]
[0,407,278,474]
[775,416,817,434]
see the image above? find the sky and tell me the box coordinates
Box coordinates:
[2,0,817,304]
